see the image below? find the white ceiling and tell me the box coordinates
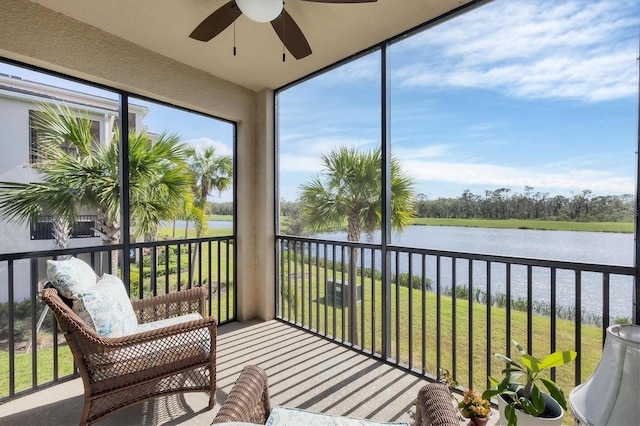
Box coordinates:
[31,0,476,92]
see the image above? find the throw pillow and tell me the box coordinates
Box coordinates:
[74,273,138,338]
[46,257,97,300]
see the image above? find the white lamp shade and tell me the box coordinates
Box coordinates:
[236,0,283,23]
[569,324,640,426]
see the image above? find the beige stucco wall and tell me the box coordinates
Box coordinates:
[0,0,275,320]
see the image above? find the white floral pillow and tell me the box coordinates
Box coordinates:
[46,257,97,299]
[74,273,138,338]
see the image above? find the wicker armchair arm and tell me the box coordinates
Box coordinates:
[212,365,271,424]
[415,383,460,426]
[131,287,207,323]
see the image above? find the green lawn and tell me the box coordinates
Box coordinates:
[0,344,75,397]
[280,256,602,413]
[411,218,633,233]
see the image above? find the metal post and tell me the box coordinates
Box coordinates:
[118,94,131,293]
[381,43,392,359]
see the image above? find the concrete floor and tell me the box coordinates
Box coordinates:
[1,320,497,425]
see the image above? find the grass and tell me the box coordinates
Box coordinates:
[207,214,233,221]
[0,343,75,397]
[134,225,235,321]
[411,218,633,233]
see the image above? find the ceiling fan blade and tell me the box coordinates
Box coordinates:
[271,10,312,60]
[189,0,242,42]
[301,0,377,3]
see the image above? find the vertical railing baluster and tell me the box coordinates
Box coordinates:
[451,257,456,382]
[332,244,337,339]
[30,258,38,389]
[294,241,299,325]
[341,245,346,342]
[138,247,144,299]
[176,243,182,291]
[315,242,319,331]
[8,260,15,397]
[395,250,400,363]
[324,243,329,337]
[422,254,427,376]
[505,263,512,362]
[164,243,170,295]
[408,252,414,370]
[372,248,377,355]
[486,261,492,390]
[278,239,285,318]
[151,243,157,296]
[550,267,557,382]
[225,238,230,321]
[468,258,474,387]
[218,240,223,319]
[575,270,582,385]
[436,255,442,379]
[361,247,366,350]
[207,241,212,316]
[527,265,533,351]
[602,273,610,341]
[187,242,193,288]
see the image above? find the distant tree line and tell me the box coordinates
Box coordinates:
[415,187,634,222]
[209,201,233,216]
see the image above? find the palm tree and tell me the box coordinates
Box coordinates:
[186,146,232,284]
[0,102,192,274]
[299,146,415,343]
[188,146,233,208]
[299,146,415,243]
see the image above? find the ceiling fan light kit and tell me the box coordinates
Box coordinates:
[190,0,377,60]
[235,0,283,23]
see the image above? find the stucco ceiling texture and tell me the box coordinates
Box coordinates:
[30,0,472,92]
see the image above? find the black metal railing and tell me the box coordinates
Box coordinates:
[0,235,235,401]
[276,235,637,396]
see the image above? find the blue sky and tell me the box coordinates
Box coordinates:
[2,0,638,205]
[278,0,640,202]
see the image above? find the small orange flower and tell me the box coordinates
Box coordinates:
[458,388,491,419]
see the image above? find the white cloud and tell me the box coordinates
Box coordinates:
[395,0,639,102]
[183,137,233,156]
[403,159,635,195]
[393,144,452,160]
[280,136,378,173]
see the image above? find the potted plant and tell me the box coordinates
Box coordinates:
[458,388,491,425]
[482,341,577,426]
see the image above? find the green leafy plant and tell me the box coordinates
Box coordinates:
[482,341,577,426]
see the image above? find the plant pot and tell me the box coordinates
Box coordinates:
[470,417,489,426]
[496,390,564,426]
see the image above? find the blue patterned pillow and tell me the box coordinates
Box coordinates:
[46,257,97,299]
[74,273,138,338]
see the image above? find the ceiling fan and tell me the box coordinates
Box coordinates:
[189,0,377,60]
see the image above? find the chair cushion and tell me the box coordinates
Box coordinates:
[74,273,138,338]
[46,257,97,300]
[266,407,409,426]
[135,313,203,333]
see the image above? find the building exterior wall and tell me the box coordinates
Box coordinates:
[0,74,149,301]
[0,0,274,320]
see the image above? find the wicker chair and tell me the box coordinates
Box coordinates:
[212,365,271,424]
[212,366,460,425]
[415,383,461,426]
[41,286,217,426]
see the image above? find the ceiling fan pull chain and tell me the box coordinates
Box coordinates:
[282,4,286,62]
[233,20,237,56]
